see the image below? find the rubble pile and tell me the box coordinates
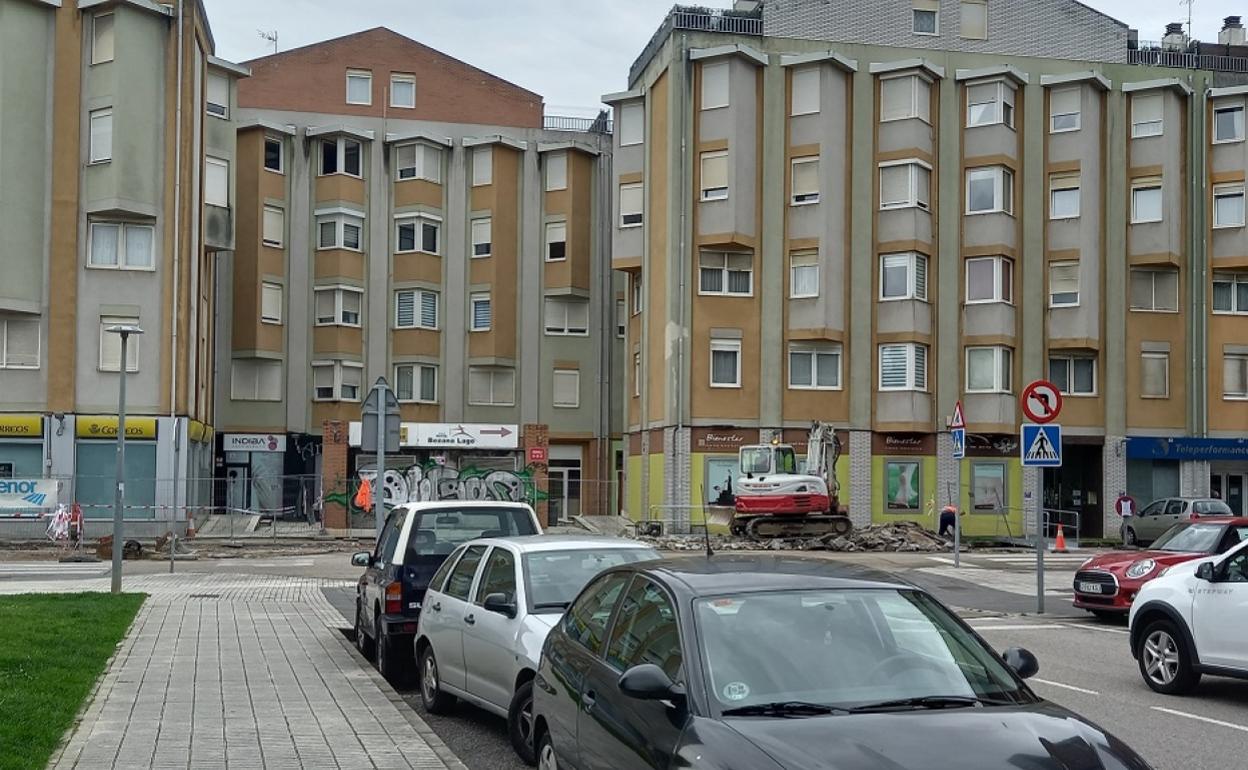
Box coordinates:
[641,521,953,553]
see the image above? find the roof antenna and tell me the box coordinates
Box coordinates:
[258,29,278,54]
[700,483,714,558]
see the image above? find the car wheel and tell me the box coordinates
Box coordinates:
[1123,525,1137,547]
[354,602,375,660]
[1139,620,1201,695]
[537,730,557,770]
[508,679,537,765]
[418,645,456,714]
[376,617,412,689]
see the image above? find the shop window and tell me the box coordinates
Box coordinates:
[884,460,921,512]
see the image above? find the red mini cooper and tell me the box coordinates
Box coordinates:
[1072,517,1248,618]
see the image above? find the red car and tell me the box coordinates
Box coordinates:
[1073,517,1248,617]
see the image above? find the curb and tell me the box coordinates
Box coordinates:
[330,632,470,770]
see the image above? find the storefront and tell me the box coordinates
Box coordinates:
[74,416,158,519]
[221,433,288,515]
[872,433,935,524]
[962,433,1025,538]
[1127,437,1248,514]
[0,414,45,480]
[548,444,583,522]
[694,428,759,514]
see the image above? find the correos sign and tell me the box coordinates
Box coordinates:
[224,433,286,453]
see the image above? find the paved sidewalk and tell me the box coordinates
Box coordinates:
[0,573,465,769]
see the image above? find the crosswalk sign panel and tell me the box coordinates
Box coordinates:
[1021,423,1062,467]
[951,428,966,460]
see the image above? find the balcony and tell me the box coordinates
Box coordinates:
[543,113,613,134]
[630,5,763,85]
[1129,39,1248,73]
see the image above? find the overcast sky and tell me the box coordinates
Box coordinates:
[206,0,1241,116]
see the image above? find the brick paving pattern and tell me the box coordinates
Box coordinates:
[2,572,465,769]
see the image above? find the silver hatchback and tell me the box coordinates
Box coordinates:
[1126,497,1233,545]
[414,535,659,765]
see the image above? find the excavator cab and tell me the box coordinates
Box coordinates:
[739,445,797,478]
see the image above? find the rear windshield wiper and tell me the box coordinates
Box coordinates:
[847,695,1015,713]
[721,701,845,718]
[532,601,570,611]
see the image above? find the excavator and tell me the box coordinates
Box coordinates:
[729,422,852,540]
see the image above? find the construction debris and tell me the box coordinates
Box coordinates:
[641,521,953,553]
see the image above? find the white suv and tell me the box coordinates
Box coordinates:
[1129,537,1248,694]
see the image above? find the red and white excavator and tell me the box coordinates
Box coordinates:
[729,422,852,540]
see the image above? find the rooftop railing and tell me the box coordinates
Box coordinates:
[630,5,763,85]
[543,114,613,134]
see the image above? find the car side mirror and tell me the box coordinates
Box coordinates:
[482,592,517,618]
[618,663,686,702]
[1003,647,1039,680]
[1196,562,1216,582]
[351,551,372,568]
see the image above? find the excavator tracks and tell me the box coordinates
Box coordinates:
[734,514,853,541]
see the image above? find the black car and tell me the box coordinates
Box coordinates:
[532,555,1150,770]
[352,501,541,684]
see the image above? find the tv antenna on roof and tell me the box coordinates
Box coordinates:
[258,29,278,54]
[1180,0,1194,38]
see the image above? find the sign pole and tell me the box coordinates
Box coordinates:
[1019,379,1063,616]
[949,402,966,569]
[1036,473,1045,614]
[375,380,387,540]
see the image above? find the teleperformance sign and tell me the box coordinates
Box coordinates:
[0,479,58,511]
[1126,437,1248,461]
[349,423,520,450]
[223,433,287,453]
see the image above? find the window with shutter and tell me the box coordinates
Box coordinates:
[471,294,492,331]
[959,0,987,39]
[546,222,567,261]
[791,157,819,204]
[231,359,282,401]
[1214,184,1246,228]
[340,364,362,401]
[700,151,728,200]
[1132,94,1163,137]
[1141,353,1169,398]
[699,251,753,296]
[879,161,929,209]
[1049,173,1081,219]
[390,74,416,109]
[879,343,927,391]
[701,61,729,109]
[92,13,114,65]
[0,318,40,369]
[473,146,493,186]
[546,152,568,191]
[395,290,415,329]
[880,75,930,122]
[1224,355,1248,399]
[790,249,819,298]
[1050,87,1081,132]
[263,206,284,247]
[89,109,112,163]
[472,218,492,257]
[620,184,644,227]
[99,316,139,372]
[341,290,362,325]
[468,367,515,405]
[553,369,580,408]
[207,73,229,118]
[261,282,283,324]
[1215,103,1245,143]
[1131,178,1163,222]
[1049,261,1080,307]
[788,343,841,390]
[313,364,335,400]
[1129,269,1178,312]
[619,103,644,146]
[346,70,372,105]
[710,340,741,387]
[420,291,438,329]
[791,67,820,115]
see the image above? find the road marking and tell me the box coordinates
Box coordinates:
[1151,707,1248,734]
[929,557,956,565]
[1031,678,1099,695]
[1058,622,1130,636]
[969,624,1064,631]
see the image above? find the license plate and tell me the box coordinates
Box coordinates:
[1077,581,1102,594]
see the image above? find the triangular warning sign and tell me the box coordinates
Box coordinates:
[1024,427,1059,461]
[951,401,966,429]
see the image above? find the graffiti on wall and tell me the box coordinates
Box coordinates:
[353,460,547,509]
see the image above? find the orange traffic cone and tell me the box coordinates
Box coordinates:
[1053,524,1068,553]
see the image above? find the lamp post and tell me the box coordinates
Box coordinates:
[106,323,143,594]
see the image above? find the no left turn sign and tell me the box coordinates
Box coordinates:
[1021,380,1063,424]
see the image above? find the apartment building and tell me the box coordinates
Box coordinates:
[215,29,621,526]
[613,0,1248,539]
[0,0,242,534]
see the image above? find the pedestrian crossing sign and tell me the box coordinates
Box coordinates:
[1021,423,1062,467]
[951,428,966,460]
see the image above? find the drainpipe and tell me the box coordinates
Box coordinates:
[171,0,184,420]
[676,34,689,432]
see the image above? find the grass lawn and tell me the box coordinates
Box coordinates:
[0,593,144,770]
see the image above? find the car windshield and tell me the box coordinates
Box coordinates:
[1151,522,1229,553]
[695,588,1031,713]
[407,507,538,562]
[524,548,659,611]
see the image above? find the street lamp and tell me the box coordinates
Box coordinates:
[106,323,143,594]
